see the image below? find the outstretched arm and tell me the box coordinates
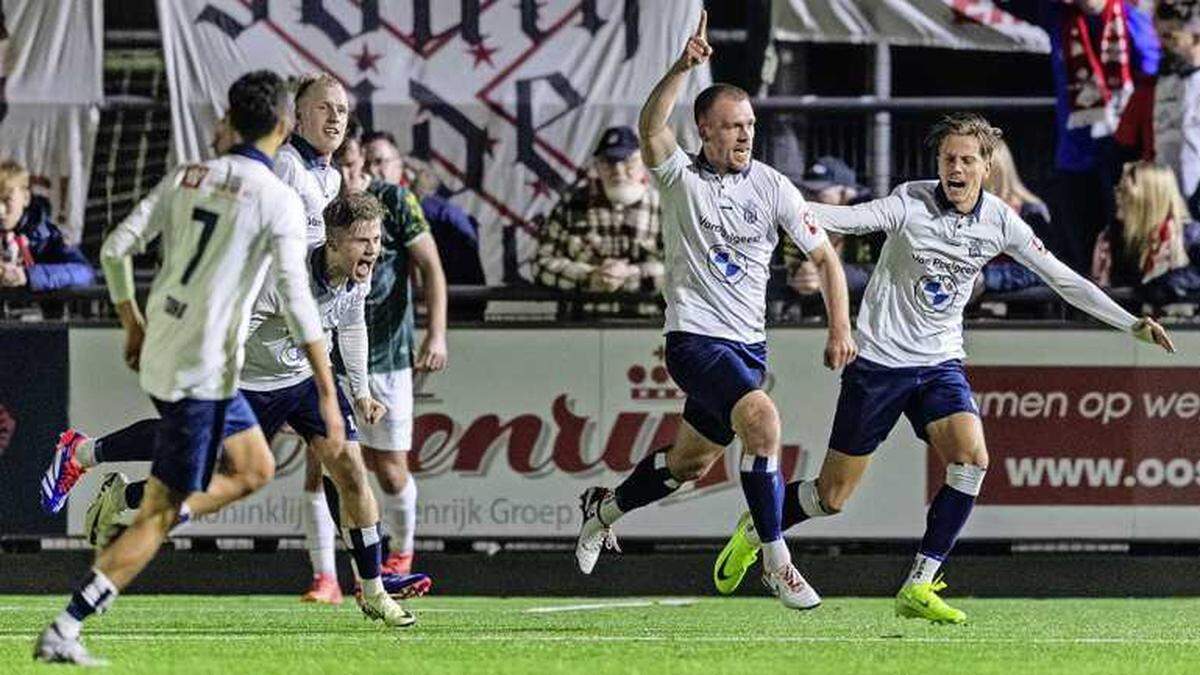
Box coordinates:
[639,9,710,168]
[1008,230,1175,353]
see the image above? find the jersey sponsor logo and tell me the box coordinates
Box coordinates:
[164,295,188,319]
[181,165,209,189]
[910,250,978,277]
[698,214,763,246]
[914,274,958,313]
[282,344,305,368]
[706,244,749,285]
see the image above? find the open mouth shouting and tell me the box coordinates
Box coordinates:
[353,255,376,282]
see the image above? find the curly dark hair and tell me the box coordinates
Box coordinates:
[227,70,290,144]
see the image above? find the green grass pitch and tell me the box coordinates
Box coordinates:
[3,595,1199,673]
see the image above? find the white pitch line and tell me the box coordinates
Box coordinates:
[0,634,1197,645]
[524,598,697,613]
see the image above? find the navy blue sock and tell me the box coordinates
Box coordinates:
[94,419,161,463]
[124,481,146,509]
[919,485,976,559]
[347,523,383,579]
[613,447,680,513]
[781,481,807,530]
[65,569,117,622]
[739,455,783,544]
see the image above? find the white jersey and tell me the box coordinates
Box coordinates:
[275,136,341,245]
[649,145,828,344]
[100,148,324,401]
[1153,68,1200,200]
[811,180,1138,367]
[240,245,370,398]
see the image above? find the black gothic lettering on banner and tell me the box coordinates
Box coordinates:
[410,0,483,52]
[577,0,641,60]
[194,0,268,40]
[515,74,584,193]
[409,80,488,192]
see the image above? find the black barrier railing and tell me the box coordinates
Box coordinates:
[0,282,1155,325]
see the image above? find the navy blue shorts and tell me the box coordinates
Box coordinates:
[664,331,767,446]
[241,378,358,443]
[828,357,978,456]
[150,393,259,494]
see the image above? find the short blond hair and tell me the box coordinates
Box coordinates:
[926,113,1003,161]
[294,72,343,106]
[0,159,29,191]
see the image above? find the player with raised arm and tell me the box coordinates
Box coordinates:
[712,112,1176,623]
[573,10,857,610]
[33,70,341,665]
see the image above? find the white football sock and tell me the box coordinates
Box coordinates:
[906,553,941,585]
[303,489,336,575]
[75,438,97,468]
[373,473,417,554]
[761,538,792,570]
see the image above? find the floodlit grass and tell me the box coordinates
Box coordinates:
[3,595,1200,673]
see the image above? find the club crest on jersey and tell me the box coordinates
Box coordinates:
[914,274,957,313]
[743,206,758,224]
[707,244,748,285]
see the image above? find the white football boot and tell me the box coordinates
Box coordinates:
[575,487,621,574]
[762,562,822,610]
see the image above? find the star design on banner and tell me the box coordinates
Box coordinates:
[466,38,499,69]
[353,42,382,74]
[526,178,552,200]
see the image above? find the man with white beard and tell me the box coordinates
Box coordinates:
[533,126,665,300]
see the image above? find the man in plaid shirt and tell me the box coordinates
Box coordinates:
[533,126,664,298]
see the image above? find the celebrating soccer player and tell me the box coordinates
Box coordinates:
[34,71,341,665]
[713,112,1176,624]
[573,10,857,610]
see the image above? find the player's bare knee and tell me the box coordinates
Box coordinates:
[732,395,780,458]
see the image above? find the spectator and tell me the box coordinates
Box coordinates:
[782,156,872,298]
[405,158,487,299]
[362,132,486,318]
[0,160,94,291]
[1093,160,1200,301]
[1020,0,1161,273]
[1118,0,1200,217]
[532,125,664,297]
[978,140,1054,294]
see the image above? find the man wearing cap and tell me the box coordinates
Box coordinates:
[532,125,664,296]
[784,156,874,298]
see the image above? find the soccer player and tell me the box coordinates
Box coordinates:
[33,70,340,665]
[275,72,351,602]
[338,124,448,576]
[573,10,857,610]
[41,197,431,605]
[713,112,1176,623]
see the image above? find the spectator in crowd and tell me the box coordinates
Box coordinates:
[977,140,1054,294]
[1018,0,1161,274]
[781,156,872,299]
[405,158,487,298]
[1093,160,1200,301]
[532,125,664,297]
[362,132,486,318]
[1154,0,1200,218]
[0,160,94,291]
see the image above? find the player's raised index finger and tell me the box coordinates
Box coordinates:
[695,10,707,39]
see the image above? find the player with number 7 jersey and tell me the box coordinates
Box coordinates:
[103,140,320,401]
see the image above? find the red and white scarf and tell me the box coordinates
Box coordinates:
[0,229,32,268]
[1063,0,1133,136]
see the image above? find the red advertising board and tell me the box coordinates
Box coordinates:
[928,367,1200,506]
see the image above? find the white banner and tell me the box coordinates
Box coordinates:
[0,0,101,243]
[66,327,1200,541]
[158,0,709,283]
[773,0,1049,53]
